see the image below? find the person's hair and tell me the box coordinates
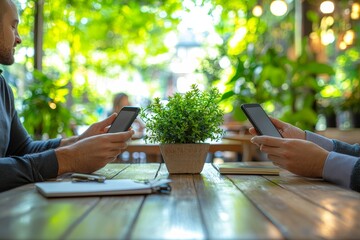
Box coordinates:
[112,92,128,112]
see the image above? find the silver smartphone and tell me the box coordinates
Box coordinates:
[107,106,140,133]
[241,103,283,138]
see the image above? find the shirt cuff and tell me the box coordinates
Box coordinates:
[323,152,358,188]
[305,130,333,151]
[30,149,59,180]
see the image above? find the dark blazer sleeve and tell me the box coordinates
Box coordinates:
[0,113,61,192]
[0,150,59,192]
[350,161,360,192]
[332,139,360,192]
[0,73,61,192]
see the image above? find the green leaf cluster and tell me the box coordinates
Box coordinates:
[221,41,334,130]
[196,0,335,131]
[14,0,183,138]
[20,70,74,139]
[141,84,224,144]
[335,45,360,113]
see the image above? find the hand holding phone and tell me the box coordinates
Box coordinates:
[241,103,283,138]
[107,106,140,133]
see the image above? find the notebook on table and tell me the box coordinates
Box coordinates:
[35,179,171,198]
[215,162,280,175]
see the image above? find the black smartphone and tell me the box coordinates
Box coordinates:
[241,103,283,138]
[107,106,140,133]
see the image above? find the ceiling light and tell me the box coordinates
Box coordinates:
[270,0,288,17]
[351,3,360,19]
[252,5,263,17]
[320,1,335,14]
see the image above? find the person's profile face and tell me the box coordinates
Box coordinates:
[114,95,130,113]
[0,0,22,65]
[120,96,130,107]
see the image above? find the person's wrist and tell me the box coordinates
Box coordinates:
[60,136,80,147]
[317,149,329,177]
[55,146,75,175]
[73,135,81,143]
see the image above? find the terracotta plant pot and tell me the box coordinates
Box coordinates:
[159,143,210,174]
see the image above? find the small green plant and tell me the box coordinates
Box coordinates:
[140,84,224,144]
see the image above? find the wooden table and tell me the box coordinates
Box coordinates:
[126,136,254,162]
[317,128,360,144]
[1,163,359,239]
[221,133,256,161]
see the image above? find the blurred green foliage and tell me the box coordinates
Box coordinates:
[21,70,74,139]
[198,0,336,130]
[14,0,183,138]
[10,0,359,139]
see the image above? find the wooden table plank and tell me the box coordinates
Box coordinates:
[196,164,283,239]
[112,163,162,180]
[228,172,357,239]
[265,174,360,235]
[0,184,45,221]
[130,174,206,239]
[66,196,145,239]
[66,163,161,239]
[94,163,130,179]
[1,163,360,239]
[0,186,99,239]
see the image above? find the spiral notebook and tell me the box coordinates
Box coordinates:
[35,179,171,198]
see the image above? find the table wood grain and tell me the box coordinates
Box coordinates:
[0,163,359,239]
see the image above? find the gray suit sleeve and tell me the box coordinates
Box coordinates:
[332,139,360,192]
[306,131,360,192]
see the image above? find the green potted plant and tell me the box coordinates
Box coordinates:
[140,84,224,174]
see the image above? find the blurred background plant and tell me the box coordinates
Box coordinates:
[20,70,77,139]
[220,40,334,130]
[2,0,359,139]
[335,46,360,127]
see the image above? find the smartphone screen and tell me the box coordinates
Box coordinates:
[107,106,140,133]
[241,103,283,138]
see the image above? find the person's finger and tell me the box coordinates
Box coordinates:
[251,136,284,147]
[269,117,285,127]
[258,144,281,157]
[248,127,258,136]
[98,113,118,129]
[107,130,135,142]
[108,142,128,150]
